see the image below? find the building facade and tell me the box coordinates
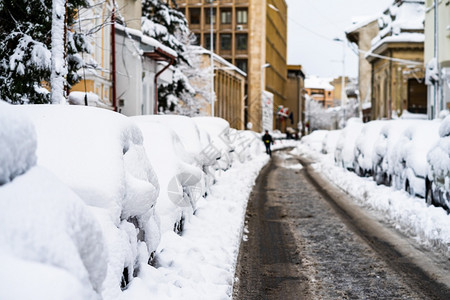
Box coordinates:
[190,47,246,129]
[70,0,175,115]
[286,65,305,135]
[304,76,334,108]
[424,0,450,118]
[366,0,427,120]
[346,17,379,121]
[176,0,287,132]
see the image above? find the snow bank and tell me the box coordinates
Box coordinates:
[335,118,364,170]
[17,105,160,299]
[0,167,106,297]
[122,152,269,299]
[131,118,203,235]
[297,121,450,258]
[0,101,37,185]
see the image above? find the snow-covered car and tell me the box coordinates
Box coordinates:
[353,120,387,176]
[391,120,441,198]
[0,102,106,298]
[371,120,415,185]
[130,117,203,234]
[193,116,234,171]
[334,118,364,170]
[301,130,328,153]
[17,105,159,296]
[426,115,450,210]
[321,129,342,155]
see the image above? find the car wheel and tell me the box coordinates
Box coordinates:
[425,185,434,206]
[405,180,413,196]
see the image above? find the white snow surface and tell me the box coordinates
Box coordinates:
[1,102,284,299]
[297,122,450,258]
[0,101,37,185]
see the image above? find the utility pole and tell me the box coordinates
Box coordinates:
[433,0,440,118]
[209,0,215,116]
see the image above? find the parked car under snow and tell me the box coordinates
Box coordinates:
[17,105,160,296]
[390,120,441,198]
[334,118,364,171]
[131,117,204,234]
[353,120,388,177]
[426,115,450,210]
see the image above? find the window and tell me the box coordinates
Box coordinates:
[236,59,248,73]
[220,34,232,50]
[189,8,200,24]
[205,8,216,24]
[236,34,247,50]
[236,9,248,24]
[220,8,232,24]
[204,33,216,50]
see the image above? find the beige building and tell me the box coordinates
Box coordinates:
[366,0,427,120]
[286,65,305,135]
[424,0,450,117]
[71,0,175,115]
[304,76,335,108]
[190,47,246,129]
[345,17,379,121]
[176,0,288,132]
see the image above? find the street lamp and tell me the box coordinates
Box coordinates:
[333,37,346,125]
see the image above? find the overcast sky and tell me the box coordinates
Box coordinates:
[285,0,393,79]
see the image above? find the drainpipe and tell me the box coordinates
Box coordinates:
[154,55,174,114]
[111,4,117,112]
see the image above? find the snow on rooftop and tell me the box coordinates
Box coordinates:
[345,15,379,34]
[369,0,425,52]
[115,23,178,58]
[304,76,334,90]
[190,46,247,77]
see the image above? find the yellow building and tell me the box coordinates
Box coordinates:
[70,0,175,115]
[190,47,246,129]
[366,0,427,120]
[304,76,334,108]
[345,17,379,121]
[286,65,305,135]
[424,0,450,117]
[176,0,287,132]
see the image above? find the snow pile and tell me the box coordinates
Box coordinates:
[335,118,364,170]
[0,101,105,298]
[354,120,387,175]
[369,0,425,55]
[131,117,203,235]
[298,119,450,257]
[300,130,329,153]
[322,129,342,155]
[122,154,269,299]
[391,120,441,196]
[0,102,273,299]
[17,105,160,299]
[0,101,37,184]
[427,115,450,208]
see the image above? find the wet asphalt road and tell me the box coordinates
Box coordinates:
[232,149,450,299]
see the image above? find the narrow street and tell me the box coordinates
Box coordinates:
[233,149,450,299]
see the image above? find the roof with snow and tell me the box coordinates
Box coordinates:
[190,46,247,77]
[366,0,425,59]
[115,24,178,58]
[304,76,334,90]
[345,15,379,35]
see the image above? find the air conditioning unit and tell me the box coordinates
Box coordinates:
[236,25,243,31]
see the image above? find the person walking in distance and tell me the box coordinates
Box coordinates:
[262,130,274,156]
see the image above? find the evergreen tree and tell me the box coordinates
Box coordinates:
[0,0,89,104]
[142,0,198,113]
